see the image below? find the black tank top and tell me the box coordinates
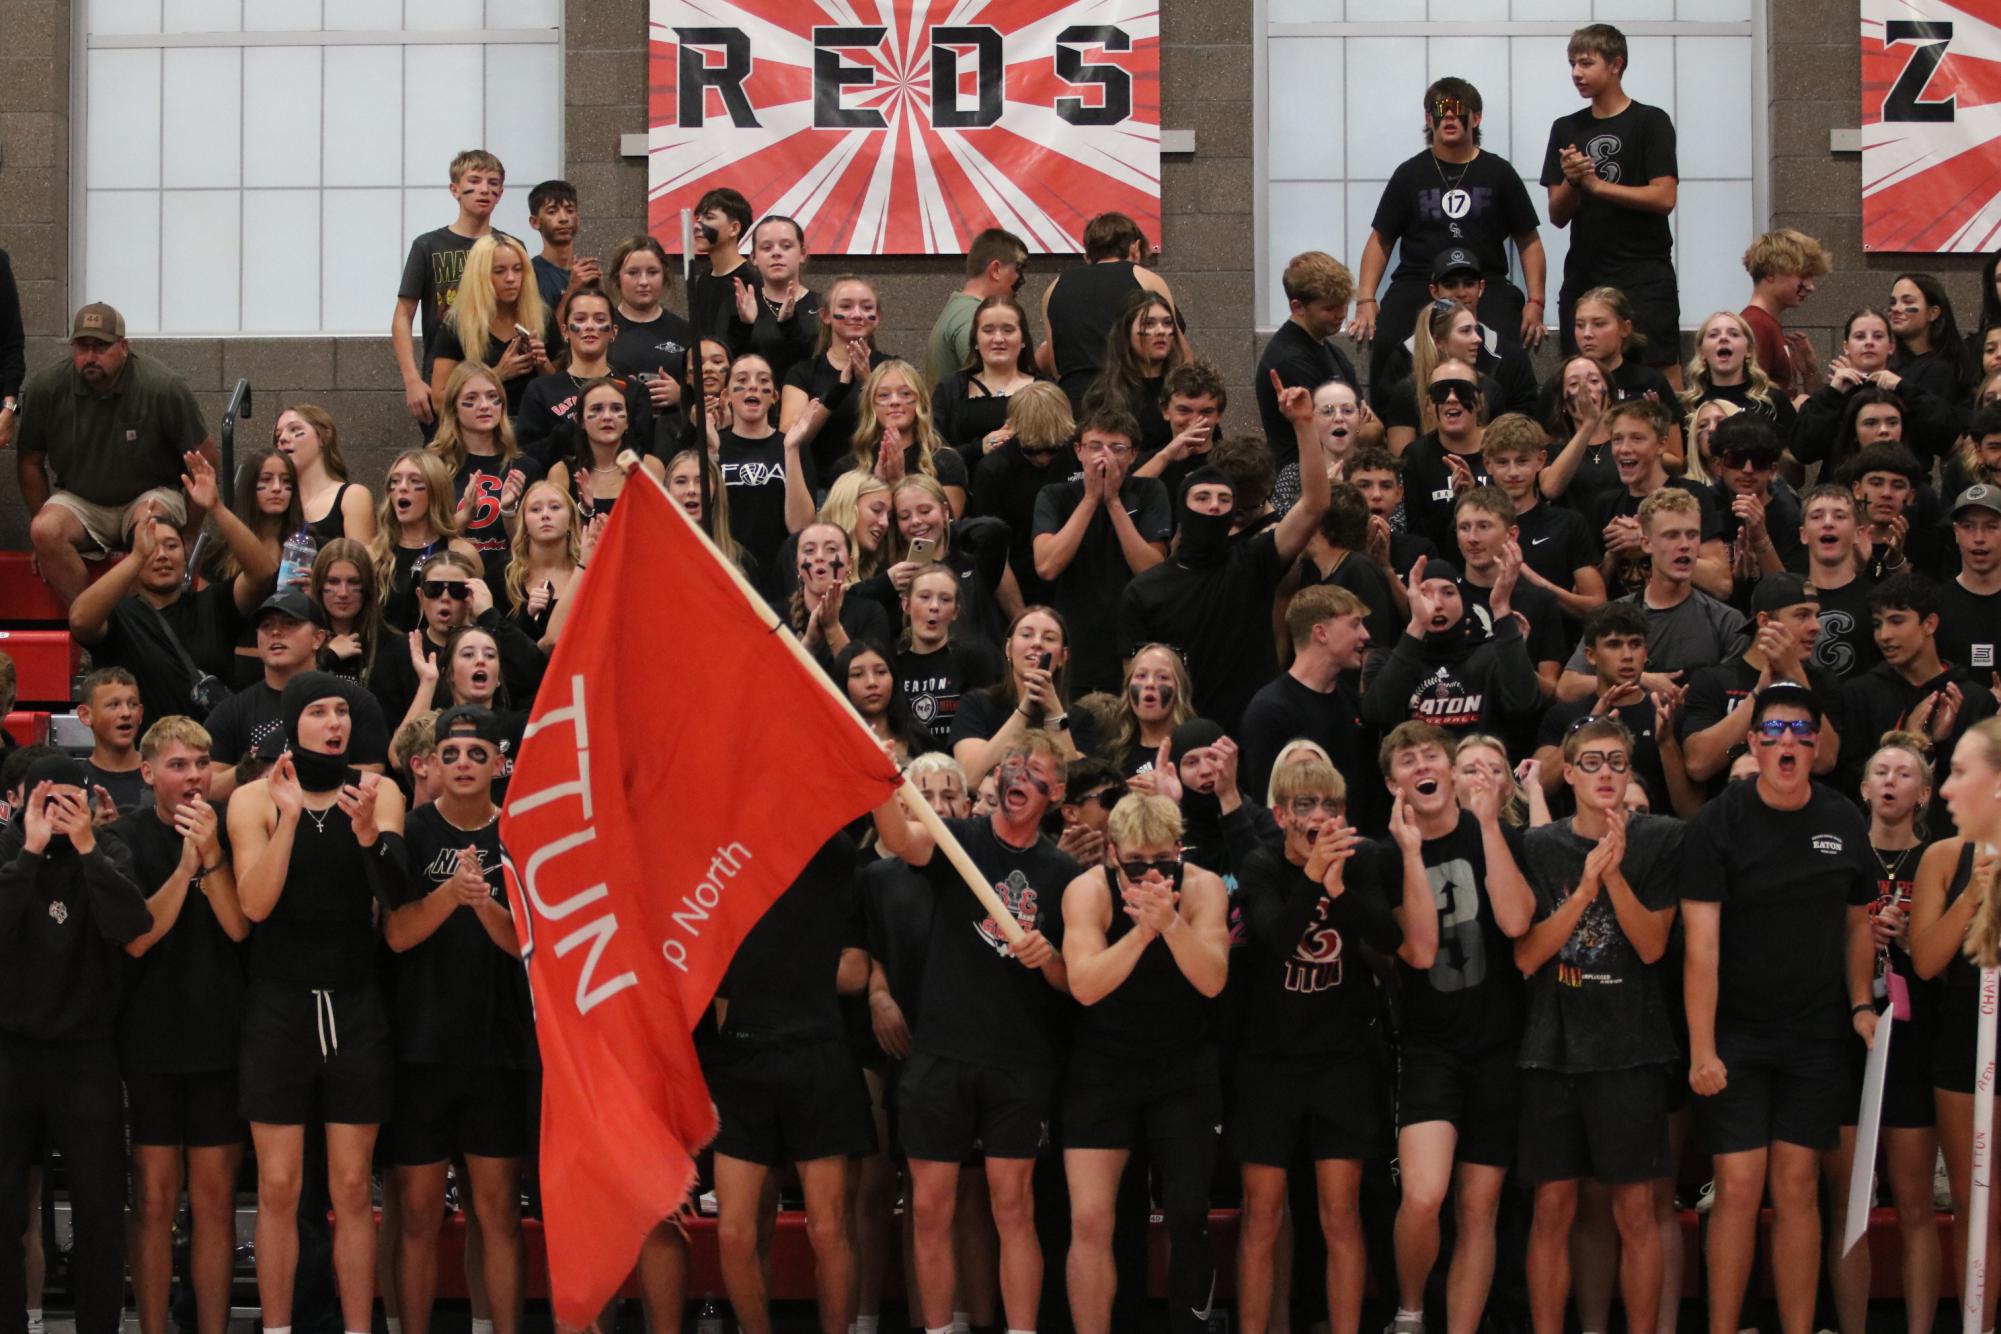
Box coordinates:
[305,482,355,547]
[1049,260,1142,400]
[249,773,381,990]
[382,539,441,633]
[1943,842,1983,1000]
[1073,866,1213,1055]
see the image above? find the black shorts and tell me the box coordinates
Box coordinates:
[381,1064,531,1166]
[1841,1017,1936,1129]
[1936,984,1981,1094]
[897,1049,1050,1161]
[1559,270,1681,367]
[1398,1043,1519,1167]
[238,981,394,1126]
[1062,1046,1220,1152]
[125,1069,246,1149]
[1230,1052,1379,1167]
[708,1036,874,1167]
[1516,1066,1669,1186]
[1695,1030,1845,1155]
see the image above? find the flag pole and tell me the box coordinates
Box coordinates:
[1970,965,1998,1333]
[615,452,1030,947]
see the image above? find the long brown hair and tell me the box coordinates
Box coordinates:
[308,538,383,679]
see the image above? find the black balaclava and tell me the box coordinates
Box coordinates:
[23,754,87,856]
[1175,466,1235,569]
[282,671,357,792]
[1415,558,1479,658]
[1170,717,1229,824]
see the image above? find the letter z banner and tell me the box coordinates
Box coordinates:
[1861,0,2001,251]
[646,0,1160,254]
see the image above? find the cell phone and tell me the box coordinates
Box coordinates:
[907,537,939,564]
[1036,651,1053,671]
[513,323,536,348]
[632,371,660,384]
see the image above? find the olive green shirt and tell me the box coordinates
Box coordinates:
[16,351,207,505]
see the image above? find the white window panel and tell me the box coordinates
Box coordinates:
[90,0,161,34]
[1347,179,1384,301]
[1675,37,1752,180]
[404,187,448,253]
[1619,35,1676,116]
[1362,0,1426,18]
[488,43,562,184]
[323,45,403,187]
[1268,39,1344,181]
[243,47,321,187]
[1675,180,1753,329]
[1429,0,1506,19]
[85,192,163,334]
[323,0,401,29]
[1509,0,1577,18]
[1346,37,1427,180]
[404,45,485,184]
[1679,0,1752,18]
[245,0,321,31]
[485,0,561,27]
[87,49,161,191]
[161,47,242,189]
[407,0,485,28]
[242,190,320,332]
[1592,0,1662,19]
[323,189,406,333]
[1269,0,1342,18]
[161,191,241,333]
[1266,180,1345,327]
[164,0,241,32]
[1507,35,1572,187]
[1425,36,1505,160]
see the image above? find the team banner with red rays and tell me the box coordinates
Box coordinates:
[645,1,1160,255]
[1861,0,2001,251]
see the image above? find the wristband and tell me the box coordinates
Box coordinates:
[1524,298,1544,308]
[1355,298,1378,308]
[1851,1001,1874,1016]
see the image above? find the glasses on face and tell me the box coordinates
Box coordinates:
[1078,785,1127,810]
[1717,454,1775,472]
[1571,751,1632,774]
[1427,379,1480,407]
[1431,97,1466,119]
[1754,719,1819,744]
[1315,403,1356,419]
[1287,796,1345,817]
[438,744,492,765]
[1118,856,1182,881]
[421,580,470,601]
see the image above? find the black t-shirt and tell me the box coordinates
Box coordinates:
[1371,810,1525,1056]
[515,371,656,469]
[1117,531,1292,731]
[861,854,935,1029]
[934,371,1039,456]
[1937,579,2001,675]
[206,679,390,770]
[1518,814,1683,1072]
[94,585,246,729]
[82,760,149,814]
[452,452,547,589]
[1515,501,1600,595]
[719,428,816,576]
[946,686,1102,761]
[1400,435,1489,550]
[1372,149,1542,286]
[970,443,1077,604]
[1537,693,1670,811]
[725,289,822,389]
[398,226,485,376]
[113,807,245,1073]
[897,641,1002,747]
[1313,550,1401,657]
[426,320,551,417]
[1678,654,1846,792]
[607,308,697,385]
[1030,476,1173,693]
[1540,101,1678,280]
[1235,841,1399,1058]
[1236,672,1374,832]
[1590,478,1721,598]
[1048,261,1144,400]
[1806,572,1882,680]
[720,833,861,1044]
[390,804,532,1068]
[912,817,1078,1071]
[1681,780,1875,1038]
[786,348,894,482]
[1255,320,1364,458]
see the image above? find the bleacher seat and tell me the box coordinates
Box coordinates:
[0,630,80,706]
[2,711,50,747]
[0,553,67,624]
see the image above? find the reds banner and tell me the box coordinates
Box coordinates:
[1861,0,2001,251]
[645,1,1160,255]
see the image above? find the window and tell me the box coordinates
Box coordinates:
[78,0,564,337]
[1256,1,1766,336]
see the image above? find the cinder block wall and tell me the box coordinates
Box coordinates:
[0,0,1980,547]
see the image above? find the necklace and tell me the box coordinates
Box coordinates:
[1433,153,1475,219]
[304,806,333,835]
[1875,843,1916,884]
[589,462,621,474]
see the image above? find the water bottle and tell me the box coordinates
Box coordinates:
[278,525,318,589]
[695,1297,725,1334]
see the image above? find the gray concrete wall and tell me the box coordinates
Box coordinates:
[0,0,1975,547]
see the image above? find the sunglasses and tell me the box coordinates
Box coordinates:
[1077,785,1127,810]
[1118,856,1183,882]
[421,580,471,600]
[1287,796,1345,817]
[1754,719,1819,743]
[438,743,493,765]
[1427,380,1481,407]
[1571,752,1631,774]
[1431,97,1467,119]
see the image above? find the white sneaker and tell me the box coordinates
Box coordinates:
[1937,1149,1955,1211]
[1384,1315,1424,1334]
[1695,1179,1716,1213]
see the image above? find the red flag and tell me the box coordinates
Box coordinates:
[500,473,901,1327]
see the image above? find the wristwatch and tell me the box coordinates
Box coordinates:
[1048,713,1070,730]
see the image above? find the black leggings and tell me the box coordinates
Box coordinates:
[0,1036,128,1334]
[1147,1102,1219,1334]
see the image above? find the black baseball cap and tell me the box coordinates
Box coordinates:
[255,588,325,629]
[435,704,504,746]
[1431,247,1480,282]
[1748,572,1817,617]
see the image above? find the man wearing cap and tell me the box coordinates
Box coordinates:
[1936,485,2001,681]
[1681,682,1878,1334]
[204,590,390,802]
[1367,249,1543,427]
[1678,572,1845,789]
[16,303,217,604]
[1347,77,1547,374]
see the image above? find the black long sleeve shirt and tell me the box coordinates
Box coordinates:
[0,822,150,1043]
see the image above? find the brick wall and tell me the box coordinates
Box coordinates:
[0,0,1978,548]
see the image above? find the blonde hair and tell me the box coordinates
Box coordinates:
[1411,301,1477,434]
[851,360,948,478]
[390,710,442,772]
[1743,227,1831,283]
[504,478,583,613]
[139,716,212,762]
[428,361,522,475]
[450,234,546,376]
[889,474,954,562]
[1456,733,1527,826]
[1866,730,1936,798]
[1961,718,2001,965]
[1636,484,1701,532]
[1267,740,1337,808]
[1007,381,1075,451]
[1270,752,1344,811]
[1681,311,1777,427]
[666,448,743,564]
[813,275,881,358]
[1683,397,1741,486]
[818,471,892,581]
[1111,644,1196,762]
[1105,792,1184,851]
[369,450,464,590]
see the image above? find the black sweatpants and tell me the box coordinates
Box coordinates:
[0,1036,128,1334]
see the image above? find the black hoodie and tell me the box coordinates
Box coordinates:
[1362,603,1543,735]
[1838,658,1998,831]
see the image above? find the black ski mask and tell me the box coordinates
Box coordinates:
[1176,467,1235,569]
[1169,718,1229,823]
[282,671,364,792]
[22,754,88,856]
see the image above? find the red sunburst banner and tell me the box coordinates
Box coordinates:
[1861,0,2001,252]
[645,0,1160,255]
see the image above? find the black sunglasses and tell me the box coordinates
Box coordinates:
[1571,751,1631,774]
[1118,856,1183,882]
[1078,784,1127,810]
[1427,380,1481,407]
[421,580,471,600]
[1754,718,1819,743]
